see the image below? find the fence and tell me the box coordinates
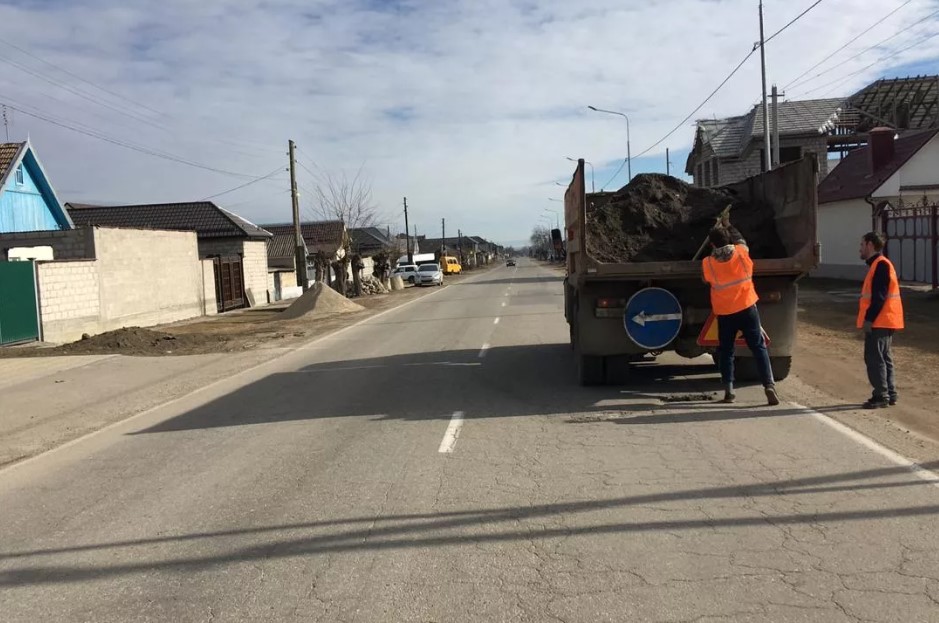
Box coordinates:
[880,200,938,288]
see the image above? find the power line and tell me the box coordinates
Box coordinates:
[600,49,756,189]
[0,97,261,179]
[598,0,826,189]
[788,6,939,91]
[201,166,285,200]
[763,0,825,45]
[0,35,165,118]
[801,28,939,98]
[782,0,914,91]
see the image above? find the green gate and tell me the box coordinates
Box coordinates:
[0,261,41,345]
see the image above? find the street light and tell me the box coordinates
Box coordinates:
[587,105,631,182]
[565,157,595,193]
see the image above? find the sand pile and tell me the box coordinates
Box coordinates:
[279,283,364,320]
[586,174,787,263]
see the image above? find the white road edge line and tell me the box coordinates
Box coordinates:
[493,317,500,325]
[438,411,465,454]
[0,270,498,477]
[791,402,939,489]
[478,343,490,358]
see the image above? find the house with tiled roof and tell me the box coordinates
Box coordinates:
[67,201,272,311]
[686,98,845,187]
[816,128,939,281]
[0,141,72,234]
[259,221,345,258]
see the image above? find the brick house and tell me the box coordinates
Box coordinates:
[67,202,272,311]
[685,98,844,187]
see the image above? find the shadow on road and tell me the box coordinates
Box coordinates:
[126,344,753,434]
[1,460,936,587]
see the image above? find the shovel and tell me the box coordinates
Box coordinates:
[692,204,733,261]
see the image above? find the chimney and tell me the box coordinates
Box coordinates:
[869,127,896,172]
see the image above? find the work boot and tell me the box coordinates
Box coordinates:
[720,385,736,404]
[764,385,780,406]
[863,397,889,409]
[889,395,898,406]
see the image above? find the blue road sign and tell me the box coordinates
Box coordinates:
[624,287,683,350]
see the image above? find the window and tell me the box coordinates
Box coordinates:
[710,159,719,186]
[14,164,24,185]
[696,163,704,186]
[703,161,712,187]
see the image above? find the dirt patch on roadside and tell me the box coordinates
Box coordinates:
[794,278,939,442]
[280,283,364,320]
[0,276,475,358]
[586,174,786,263]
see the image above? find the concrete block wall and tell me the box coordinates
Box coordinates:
[241,240,269,307]
[92,227,205,330]
[36,260,101,343]
[0,227,94,261]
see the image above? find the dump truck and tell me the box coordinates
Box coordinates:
[563,156,820,386]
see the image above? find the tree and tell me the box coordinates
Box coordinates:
[530,225,552,260]
[312,168,380,297]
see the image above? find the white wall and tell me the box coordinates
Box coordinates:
[815,198,873,281]
[876,132,939,200]
[93,227,204,329]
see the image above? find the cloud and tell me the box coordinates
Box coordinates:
[0,0,937,244]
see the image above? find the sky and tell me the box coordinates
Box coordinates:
[1,0,938,247]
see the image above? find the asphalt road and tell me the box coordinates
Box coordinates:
[2,259,938,622]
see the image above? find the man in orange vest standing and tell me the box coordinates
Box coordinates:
[858,231,904,409]
[703,220,779,406]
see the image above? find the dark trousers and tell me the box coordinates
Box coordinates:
[717,304,775,387]
[864,329,897,401]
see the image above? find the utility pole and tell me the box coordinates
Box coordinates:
[758,1,772,173]
[666,148,670,176]
[771,84,783,168]
[441,218,446,256]
[289,140,309,291]
[457,228,463,266]
[403,197,412,265]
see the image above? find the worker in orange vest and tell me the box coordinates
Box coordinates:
[703,220,779,406]
[857,231,904,409]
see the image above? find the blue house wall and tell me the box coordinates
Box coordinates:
[0,150,71,233]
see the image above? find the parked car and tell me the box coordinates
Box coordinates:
[506,258,516,267]
[441,255,462,275]
[392,264,420,284]
[416,263,444,286]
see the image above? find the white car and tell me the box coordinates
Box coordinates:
[416,263,443,286]
[392,264,420,284]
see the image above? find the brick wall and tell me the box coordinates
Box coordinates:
[198,237,269,308]
[0,227,94,260]
[694,137,832,187]
[36,260,101,342]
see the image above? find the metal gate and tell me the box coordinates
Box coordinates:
[212,256,246,312]
[880,201,938,288]
[0,261,41,345]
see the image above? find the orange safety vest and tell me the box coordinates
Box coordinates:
[703,244,759,316]
[857,255,904,329]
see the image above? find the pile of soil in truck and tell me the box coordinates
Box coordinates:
[585,173,787,263]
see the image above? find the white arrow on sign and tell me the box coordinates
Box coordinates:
[631,311,682,327]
